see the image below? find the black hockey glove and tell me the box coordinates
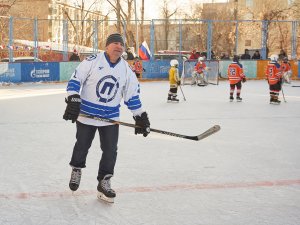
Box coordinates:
[133,112,150,137]
[63,94,81,123]
[177,80,181,85]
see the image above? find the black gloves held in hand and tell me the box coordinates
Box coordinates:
[63,94,81,123]
[133,112,150,137]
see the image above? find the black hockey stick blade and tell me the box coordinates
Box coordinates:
[291,85,300,87]
[79,114,221,141]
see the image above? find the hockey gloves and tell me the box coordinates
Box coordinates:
[133,112,150,137]
[63,94,81,123]
[177,80,181,86]
[242,77,247,83]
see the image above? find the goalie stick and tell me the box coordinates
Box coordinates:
[79,114,221,141]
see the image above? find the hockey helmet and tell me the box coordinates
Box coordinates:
[270,54,279,62]
[170,59,179,67]
[198,57,205,62]
[233,55,240,62]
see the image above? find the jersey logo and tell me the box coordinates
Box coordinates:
[96,75,119,103]
[86,54,97,61]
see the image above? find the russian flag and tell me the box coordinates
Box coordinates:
[138,41,151,60]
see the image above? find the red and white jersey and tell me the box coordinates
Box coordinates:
[265,62,282,85]
[227,62,245,84]
[194,61,206,74]
[280,62,291,73]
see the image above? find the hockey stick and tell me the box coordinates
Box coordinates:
[281,88,287,103]
[291,85,300,87]
[79,114,220,141]
[178,85,186,101]
[281,81,287,103]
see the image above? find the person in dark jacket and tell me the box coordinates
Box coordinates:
[69,49,80,61]
[252,50,261,59]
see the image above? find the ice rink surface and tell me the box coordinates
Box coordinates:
[0,80,300,225]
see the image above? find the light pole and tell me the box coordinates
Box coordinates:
[134,0,139,56]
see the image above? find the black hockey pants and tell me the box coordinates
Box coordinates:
[69,121,119,181]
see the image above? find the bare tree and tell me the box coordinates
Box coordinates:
[241,1,296,55]
[160,0,178,50]
[62,0,102,46]
[105,0,140,48]
[139,0,145,42]
[0,0,17,43]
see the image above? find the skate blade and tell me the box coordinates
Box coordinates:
[167,101,179,103]
[97,192,114,203]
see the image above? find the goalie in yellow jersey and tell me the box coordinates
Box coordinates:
[167,59,180,102]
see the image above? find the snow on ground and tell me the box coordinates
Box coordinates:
[0,80,300,225]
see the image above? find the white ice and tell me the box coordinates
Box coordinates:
[0,80,300,225]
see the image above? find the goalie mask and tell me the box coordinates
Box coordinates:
[270,54,279,62]
[170,59,179,67]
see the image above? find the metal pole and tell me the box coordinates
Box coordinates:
[134,0,139,56]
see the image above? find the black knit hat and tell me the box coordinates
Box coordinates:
[106,33,124,47]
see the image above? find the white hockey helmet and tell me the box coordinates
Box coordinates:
[170,59,179,67]
[198,57,205,62]
[270,54,279,62]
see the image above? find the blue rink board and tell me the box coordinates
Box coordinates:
[21,62,59,82]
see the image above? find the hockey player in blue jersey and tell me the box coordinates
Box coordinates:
[63,33,150,203]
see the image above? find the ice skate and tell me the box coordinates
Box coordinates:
[69,168,82,191]
[167,96,172,102]
[272,99,281,105]
[236,96,242,102]
[97,174,116,203]
[229,96,234,102]
[171,96,179,103]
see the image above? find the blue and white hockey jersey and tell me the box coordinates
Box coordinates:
[66,52,144,126]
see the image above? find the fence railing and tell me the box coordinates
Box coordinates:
[0,16,299,62]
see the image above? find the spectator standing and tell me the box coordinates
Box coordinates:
[278,49,287,60]
[251,50,261,59]
[126,48,135,60]
[69,49,80,61]
[241,49,251,59]
[189,49,201,60]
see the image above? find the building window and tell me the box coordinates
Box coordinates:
[245,0,253,7]
[245,40,251,46]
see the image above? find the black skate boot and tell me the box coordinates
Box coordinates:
[69,168,82,191]
[236,96,242,102]
[229,96,234,102]
[167,95,172,102]
[171,96,179,102]
[273,99,281,105]
[97,174,116,203]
